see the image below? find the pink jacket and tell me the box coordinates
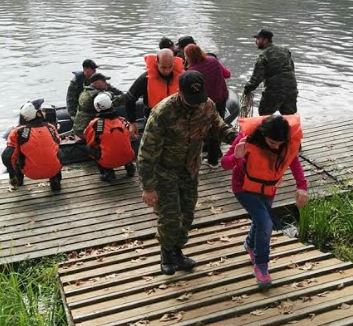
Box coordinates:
[221,133,308,195]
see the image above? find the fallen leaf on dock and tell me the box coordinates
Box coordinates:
[287,263,299,269]
[250,309,265,316]
[116,208,126,216]
[207,271,221,276]
[105,273,117,279]
[75,262,83,266]
[146,288,156,295]
[177,292,192,301]
[195,201,202,208]
[337,283,345,290]
[299,296,311,303]
[207,240,216,245]
[122,227,134,234]
[159,312,184,322]
[89,277,101,283]
[317,291,330,297]
[142,276,154,282]
[309,313,316,320]
[278,300,295,315]
[338,303,350,310]
[129,320,150,326]
[210,206,224,214]
[232,294,249,303]
[25,243,32,248]
[220,235,231,242]
[299,262,316,271]
[158,284,168,290]
[220,257,228,263]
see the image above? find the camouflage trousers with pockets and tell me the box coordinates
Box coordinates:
[154,167,198,251]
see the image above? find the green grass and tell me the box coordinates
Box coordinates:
[0,256,67,326]
[299,191,353,260]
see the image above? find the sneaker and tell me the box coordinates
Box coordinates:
[203,159,219,169]
[244,241,255,265]
[254,263,272,288]
[125,163,136,177]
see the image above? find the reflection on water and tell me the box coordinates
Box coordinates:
[0,0,352,132]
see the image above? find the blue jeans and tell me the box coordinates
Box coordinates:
[235,192,274,265]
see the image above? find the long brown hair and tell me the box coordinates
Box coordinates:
[184,44,207,65]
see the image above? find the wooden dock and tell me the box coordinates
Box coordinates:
[1,119,353,325]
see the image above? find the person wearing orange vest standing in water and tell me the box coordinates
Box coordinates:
[221,115,308,288]
[84,92,136,182]
[125,48,184,136]
[2,99,62,191]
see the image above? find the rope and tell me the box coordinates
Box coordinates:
[239,92,254,118]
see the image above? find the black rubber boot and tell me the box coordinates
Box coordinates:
[125,163,136,177]
[174,247,196,271]
[100,169,116,182]
[160,247,176,275]
[49,173,62,191]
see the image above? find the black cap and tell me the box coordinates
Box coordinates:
[179,71,208,106]
[31,98,45,110]
[89,72,111,83]
[82,59,99,69]
[176,36,195,48]
[159,37,174,49]
[253,29,273,39]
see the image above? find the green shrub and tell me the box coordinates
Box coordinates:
[0,257,67,326]
[299,191,353,260]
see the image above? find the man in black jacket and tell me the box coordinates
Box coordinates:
[66,59,98,118]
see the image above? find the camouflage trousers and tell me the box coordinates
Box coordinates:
[259,91,297,116]
[154,168,198,251]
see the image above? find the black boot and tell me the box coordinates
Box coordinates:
[49,172,61,191]
[160,247,175,275]
[174,247,196,271]
[125,163,136,177]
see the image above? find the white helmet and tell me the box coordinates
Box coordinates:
[94,92,112,112]
[40,102,53,110]
[20,102,37,121]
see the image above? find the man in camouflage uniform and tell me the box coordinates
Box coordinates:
[73,73,124,137]
[243,29,298,115]
[66,59,98,118]
[138,71,237,275]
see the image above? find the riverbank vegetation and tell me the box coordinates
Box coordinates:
[299,191,353,261]
[0,256,67,326]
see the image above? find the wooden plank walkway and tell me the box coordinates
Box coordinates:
[0,119,350,265]
[0,156,334,265]
[58,220,353,326]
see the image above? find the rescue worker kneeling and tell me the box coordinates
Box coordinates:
[2,99,62,191]
[84,92,136,181]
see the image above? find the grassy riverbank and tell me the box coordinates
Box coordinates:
[0,256,67,326]
[299,191,353,261]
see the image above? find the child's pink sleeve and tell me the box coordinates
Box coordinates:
[221,133,244,170]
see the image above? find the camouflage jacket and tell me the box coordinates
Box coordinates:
[244,44,297,95]
[66,71,90,118]
[137,94,237,191]
[73,84,124,135]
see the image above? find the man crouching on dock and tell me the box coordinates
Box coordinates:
[137,71,237,275]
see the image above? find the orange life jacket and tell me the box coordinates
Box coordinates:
[239,115,302,196]
[85,117,135,169]
[17,124,62,179]
[144,54,184,109]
